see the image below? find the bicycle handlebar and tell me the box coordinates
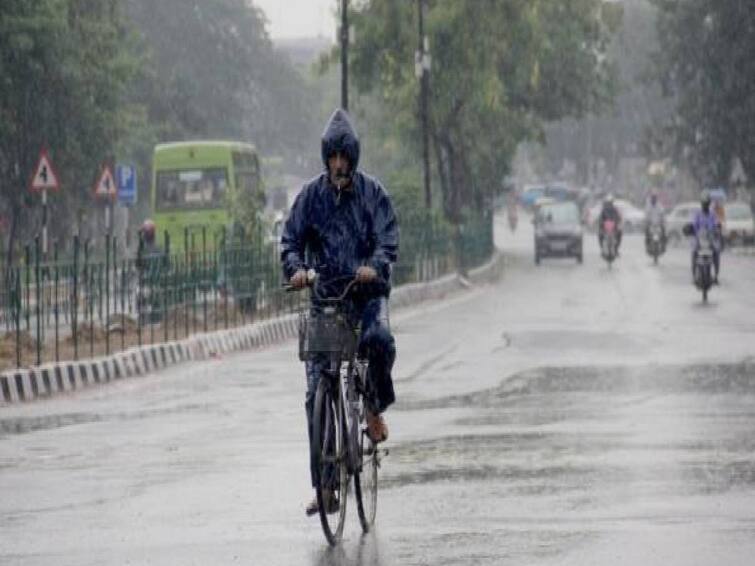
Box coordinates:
[283,270,386,302]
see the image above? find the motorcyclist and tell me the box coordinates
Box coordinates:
[691,191,721,284]
[598,194,623,254]
[138,220,157,252]
[644,192,666,250]
[280,109,399,517]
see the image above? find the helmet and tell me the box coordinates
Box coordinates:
[604,193,615,205]
[141,219,156,244]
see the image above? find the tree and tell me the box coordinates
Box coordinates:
[652,0,755,187]
[123,0,320,167]
[0,0,139,263]
[545,0,672,191]
[345,0,617,224]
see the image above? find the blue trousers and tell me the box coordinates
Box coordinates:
[304,297,396,487]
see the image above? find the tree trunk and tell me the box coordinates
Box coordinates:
[447,139,465,225]
[6,203,19,267]
[432,134,451,217]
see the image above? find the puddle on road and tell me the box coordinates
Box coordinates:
[0,402,222,437]
[398,361,755,411]
[512,329,648,352]
[385,361,755,498]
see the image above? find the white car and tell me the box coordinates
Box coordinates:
[666,202,700,244]
[723,202,755,245]
[615,200,646,232]
[585,199,646,232]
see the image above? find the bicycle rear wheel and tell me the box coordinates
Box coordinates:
[355,427,379,532]
[312,378,348,546]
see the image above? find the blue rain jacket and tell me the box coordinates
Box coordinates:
[280,109,399,297]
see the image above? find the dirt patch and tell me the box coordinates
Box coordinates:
[64,323,107,345]
[0,331,38,362]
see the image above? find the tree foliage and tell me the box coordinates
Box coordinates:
[347,0,617,223]
[122,0,321,227]
[545,0,671,188]
[653,0,755,186]
[123,0,319,165]
[0,0,138,261]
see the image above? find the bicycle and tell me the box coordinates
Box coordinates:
[288,272,385,546]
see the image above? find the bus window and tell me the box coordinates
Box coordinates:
[156,168,228,211]
[234,170,260,194]
[233,151,259,170]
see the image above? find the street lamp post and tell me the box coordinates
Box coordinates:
[416,0,432,208]
[341,0,349,111]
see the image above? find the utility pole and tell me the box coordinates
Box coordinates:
[341,0,349,111]
[416,0,432,208]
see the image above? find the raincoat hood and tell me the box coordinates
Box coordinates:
[321,109,360,172]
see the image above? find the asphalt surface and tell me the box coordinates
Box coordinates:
[2,215,755,565]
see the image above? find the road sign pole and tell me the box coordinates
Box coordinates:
[30,149,60,259]
[105,201,111,234]
[124,206,130,253]
[42,188,48,259]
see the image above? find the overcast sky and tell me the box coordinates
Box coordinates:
[254,0,338,40]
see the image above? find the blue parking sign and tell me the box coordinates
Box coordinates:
[116,164,137,206]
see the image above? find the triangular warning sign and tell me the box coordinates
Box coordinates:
[93,165,117,200]
[29,149,60,192]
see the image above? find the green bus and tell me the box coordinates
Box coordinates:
[151,140,261,253]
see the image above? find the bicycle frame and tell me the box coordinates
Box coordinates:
[317,340,366,474]
[288,272,383,543]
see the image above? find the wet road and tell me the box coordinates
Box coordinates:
[2,216,755,565]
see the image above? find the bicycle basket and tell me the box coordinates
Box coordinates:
[298,309,358,361]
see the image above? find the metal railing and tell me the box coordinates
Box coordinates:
[0,214,494,370]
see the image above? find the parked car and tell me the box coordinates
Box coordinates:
[584,198,645,233]
[722,202,755,245]
[666,201,700,244]
[534,201,583,265]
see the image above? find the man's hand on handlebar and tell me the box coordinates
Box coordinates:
[356,265,377,284]
[287,267,379,293]
[290,269,309,289]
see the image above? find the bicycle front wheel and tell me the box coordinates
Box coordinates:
[355,429,379,532]
[312,378,348,546]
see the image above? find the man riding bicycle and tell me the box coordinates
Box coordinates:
[280,108,399,516]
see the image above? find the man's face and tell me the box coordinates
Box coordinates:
[328,152,351,189]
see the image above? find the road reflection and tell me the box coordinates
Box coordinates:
[310,532,386,566]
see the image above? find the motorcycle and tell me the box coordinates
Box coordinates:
[646,223,665,265]
[693,228,715,303]
[601,219,618,268]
